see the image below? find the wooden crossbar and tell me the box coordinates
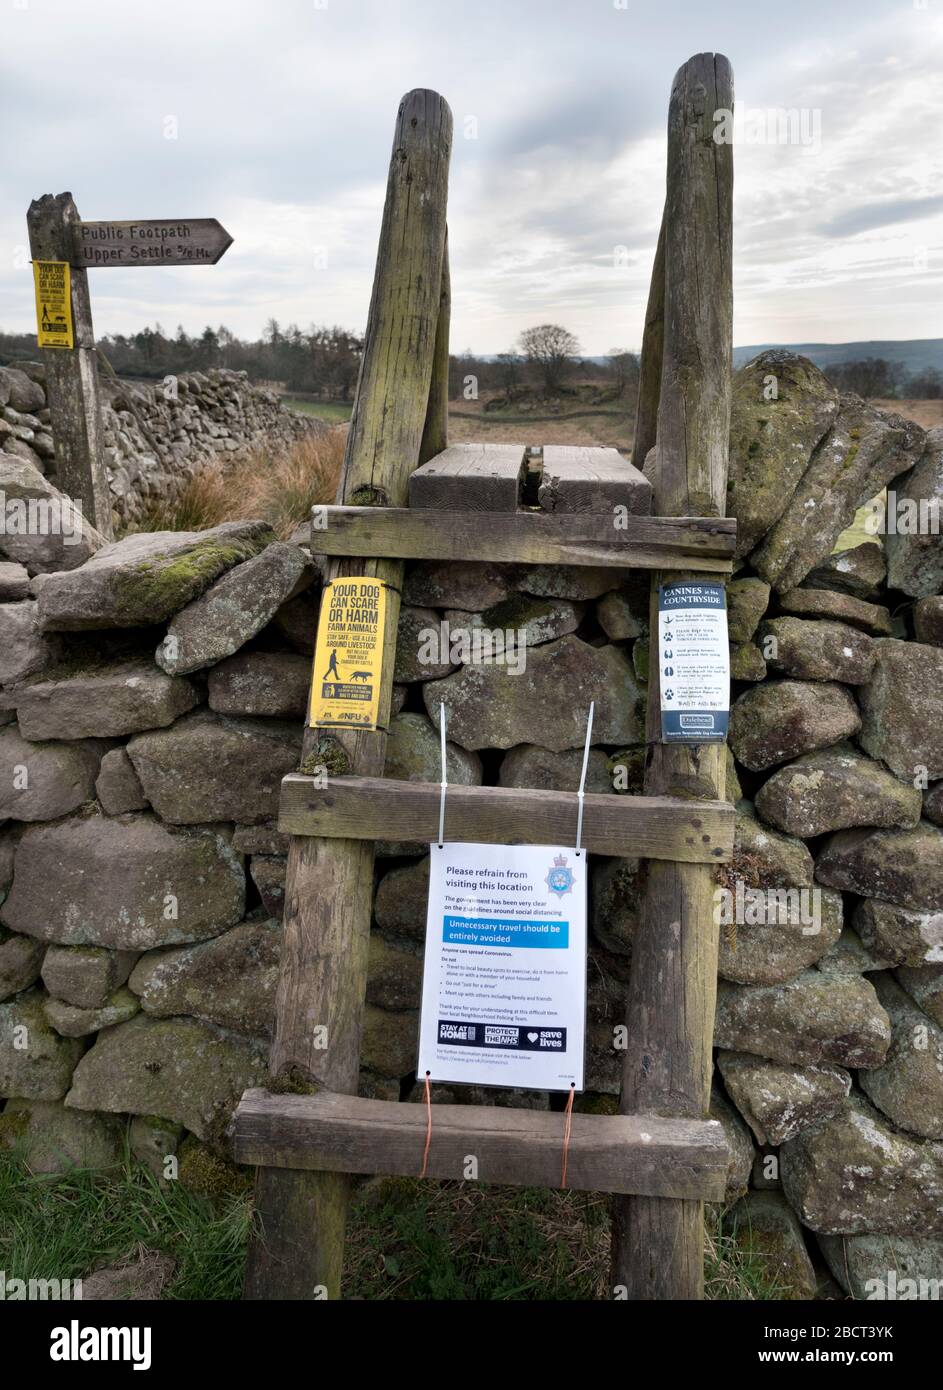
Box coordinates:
[310,507,737,572]
[233,1090,730,1201]
[278,774,734,863]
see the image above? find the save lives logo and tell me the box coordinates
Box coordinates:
[49,1320,152,1370]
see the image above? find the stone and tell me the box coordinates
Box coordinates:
[590,857,643,956]
[608,746,646,795]
[727,1191,817,1299]
[716,1050,851,1144]
[914,596,943,647]
[0,989,83,1099]
[817,927,895,978]
[754,743,923,838]
[896,964,943,1029]
[752,398,924,592]
[710,1084,755,1204]
[383,712,482,784]
[714,971,891,1067]
[37,520,274,631]
[780,1094,943,1235]
[885,426,943,597]
[499,744,613,794]
[14,658,201,741]
[404,560,512,610]
[0,455,103,574]
[926,783,943,828]
[129,1114,185,1182]
[1,813,245,949]
[818,1232,943,1301]
[95,748,148,814]
[271,588,319,653]
[727,577,771,643]
[857,973,943,1140]
[718,882,842,987]
[360,1004,418,1078]
[66,1013,269,1141]
[731,808,814,887]
[758,617,874,683]
[776,585,893,634]
[44,986,140,1038]
[858,639,943,782]
[374,856,429,943]
[393,605,458,682]
[232,821,290,856]
[0,562,29,600]
[0,929,44,1001]
[42,944,138,1008]
[249,856,286,917]
[854,899,943,968]
[729,680,861,771]
[479,593,585,648]
[0,1098,124,1174]
[81,1250,177,1300]
[631,637,649,682]
[804,541,887,599]
[816,823,943,913]
[727,352,839,560]
[128,919,281,1038]
[207,650,309,718]
[0,366,45,414]
[366,934,423,1012]
[0,601,62,684]
[0,724,100,822]
[729,642,766,682]
[516,565,619,601]
[156,541,315,675]
[596,583,648,641]
[127,710,300,824]
[424,635,644,752]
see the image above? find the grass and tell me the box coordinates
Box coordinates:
[0,1145,787,1301]
[284,398,353,424]
[122,429,346,540]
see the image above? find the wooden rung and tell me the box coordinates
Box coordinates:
[409,442,527,512]
[309,506,737,572]
[279,774,734,862]
[538,445,652,515]
[232,1089,730,1201]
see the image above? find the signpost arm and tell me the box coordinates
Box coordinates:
[243,88,452,1301]
[26,192,113,539]
[610,52,734,1300]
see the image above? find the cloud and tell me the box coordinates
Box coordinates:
[819,195,943,238]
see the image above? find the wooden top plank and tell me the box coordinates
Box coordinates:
[278,774,734,862]
[409,442,527,512]
[310,506,736,572]
[539,445,653,516]
[232,1089,730,1201]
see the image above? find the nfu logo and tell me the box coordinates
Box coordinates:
[50,1320,152,1371]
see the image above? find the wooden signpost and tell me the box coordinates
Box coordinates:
[26,193,233,541]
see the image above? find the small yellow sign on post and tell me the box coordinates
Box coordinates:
[33,260,74,349]
[309,576,388,731]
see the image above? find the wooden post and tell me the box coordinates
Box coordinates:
[26,192,114,539]
[611,52,733,1301]
[244,88,452,1300]
[631,211,665,472]
[419,232,451,465]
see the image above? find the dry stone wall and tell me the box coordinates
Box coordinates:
[0,350,942,1298]
[0,362,320,527]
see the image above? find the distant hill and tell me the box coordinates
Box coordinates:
[732,339,943,376]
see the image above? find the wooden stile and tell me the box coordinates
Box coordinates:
[409,442,527,512]
[538,444,651,515]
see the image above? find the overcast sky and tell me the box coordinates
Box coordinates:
[2,0,942,355]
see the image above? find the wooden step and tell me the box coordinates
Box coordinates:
[309,506,736,572]
[538,445,652,515]
[232,1089,730,1201]
[409,442,527,511]
[278,775,734,862]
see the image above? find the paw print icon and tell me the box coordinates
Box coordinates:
[664,687,675,700]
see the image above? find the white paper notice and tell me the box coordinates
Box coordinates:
[417,842,587,1092]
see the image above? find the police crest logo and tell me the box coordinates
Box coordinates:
[544,852,575,898]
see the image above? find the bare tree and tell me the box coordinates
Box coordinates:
[517,323,579,393]
[607,348,640,395]
[495,351,522,400]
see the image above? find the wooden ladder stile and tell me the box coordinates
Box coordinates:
[239,53,736,1301]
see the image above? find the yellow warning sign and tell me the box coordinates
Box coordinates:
[309,576,388,731]
[33,260,74,350]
